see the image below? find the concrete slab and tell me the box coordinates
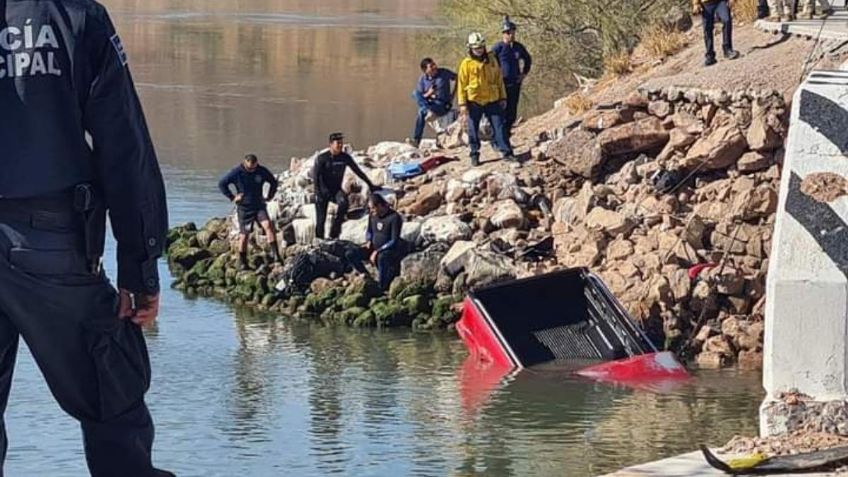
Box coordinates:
[599,451,837,477]
[761,69,848,435]
[756,10,848,41]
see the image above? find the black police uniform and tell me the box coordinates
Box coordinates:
[0,1,171,476]
[311,151,374,239]
[218,164,279,233]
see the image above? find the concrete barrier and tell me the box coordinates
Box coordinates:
[762,70,848,436]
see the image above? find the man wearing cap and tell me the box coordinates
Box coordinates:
[492,16,532,142]
[312,133,378,239]
[218,154,281,269]
[457,32,518,167]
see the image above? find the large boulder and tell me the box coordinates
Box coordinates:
[682,124,747,171]
[440,241,477,276]
[546,129,604,179]
[338,215,369,245]
[553,182,594,226]
[400,243,449,279]
[596,117,669,157]
[488,199,525,229]
[582,109,624,131]
[367,141,419,160]
[465,251,518,289]
[746,102,783,151]
[401,221,422,245]
[585,207,635,237]
[406,183,443,216]
[420,215,473,244]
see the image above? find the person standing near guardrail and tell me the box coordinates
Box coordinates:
[800,0,835,19]
[692,0,741,66]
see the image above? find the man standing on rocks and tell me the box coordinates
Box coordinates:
[0,1,174,475]
[492,16,532,142]
[457,32,518,167]
[218,154,281,268]
[410,58,457,148]
[692,0,741,66]
[312,132,378,239]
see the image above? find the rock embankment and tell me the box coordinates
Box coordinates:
[167,84,787,368]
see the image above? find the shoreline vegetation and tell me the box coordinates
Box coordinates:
[167,0,787,368]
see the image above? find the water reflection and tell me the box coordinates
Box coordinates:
[106,0,442,170]
[212,308,762,477]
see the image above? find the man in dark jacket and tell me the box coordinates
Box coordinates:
[693,0,740,66]
[346,194,405,291]
[0,1,172,475]
[219,154,281,268]
[312,132,377,239]
[492,16,531,142]
[411,58,457,147]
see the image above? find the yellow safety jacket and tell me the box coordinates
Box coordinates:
[457,52,506,106]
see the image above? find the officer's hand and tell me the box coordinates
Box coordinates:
[234,193,244,204]
[119,289,161,328]
[692,0,703,14]
[459,105,468,117]
[370,250,379,264]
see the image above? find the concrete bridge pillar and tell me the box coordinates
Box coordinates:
[761,70,848,436]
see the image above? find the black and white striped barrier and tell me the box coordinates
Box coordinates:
[762,70,848,436]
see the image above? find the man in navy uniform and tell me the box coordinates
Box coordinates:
[218,154,281,269]
[312,132,377,240]
[0,1,172,476]
[491,16,532,142]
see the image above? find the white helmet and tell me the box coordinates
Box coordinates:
[467,32,485,49]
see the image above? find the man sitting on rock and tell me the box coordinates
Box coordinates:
[410,58,457,148]
[218,154,281,269]
[312,132,378,239]
[347,193,405,291]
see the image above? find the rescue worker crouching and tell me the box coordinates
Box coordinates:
[0,1,173,475]
[346,193,406,291]
[410,57,457,147]
[457,32,519,168]
[312,132,379,240]
[218,154,281,270]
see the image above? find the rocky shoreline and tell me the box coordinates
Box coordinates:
[167,84,787,368]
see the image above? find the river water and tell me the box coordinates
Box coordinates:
[4,2,763,476]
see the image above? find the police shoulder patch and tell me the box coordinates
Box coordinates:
[110,33,128,66]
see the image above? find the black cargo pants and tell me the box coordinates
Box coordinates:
[0,197,170,477]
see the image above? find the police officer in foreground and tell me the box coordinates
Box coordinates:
[311,132,377,239]
[218,154,281,269]
[1,1,172,476]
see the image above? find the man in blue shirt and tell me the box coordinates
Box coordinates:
[219,154,281,268]
[492,17,532,142]
[411,58,457,147]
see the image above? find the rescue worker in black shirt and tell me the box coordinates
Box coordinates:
[0,1,172,476]
[312,132,378,239]
[345,194,405,291]
[218,154,281,268]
